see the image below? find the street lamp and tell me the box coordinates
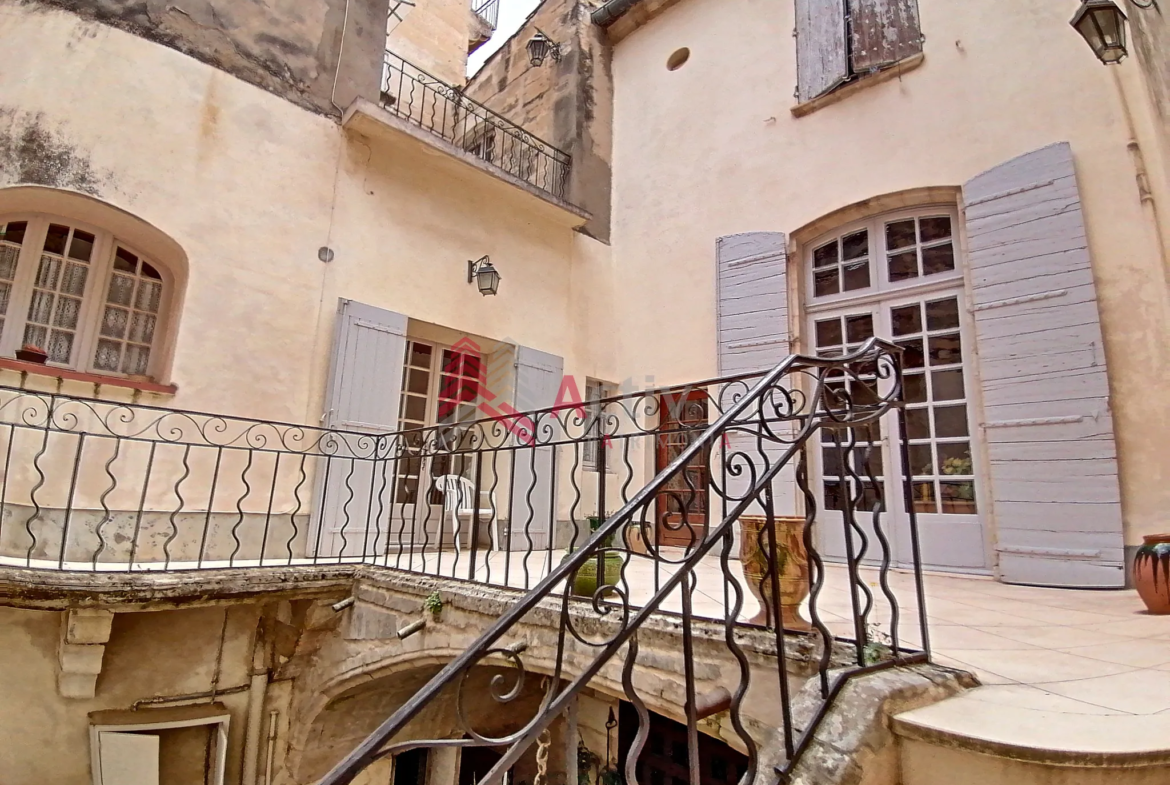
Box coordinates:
[1071,0,1130,64]
[527,30,563,67]
[467,255,501,296]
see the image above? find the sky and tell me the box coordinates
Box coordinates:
[467,0,544,76]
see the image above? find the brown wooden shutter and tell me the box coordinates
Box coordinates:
[849,0,923,72]
[963,142,1125,588]
[795,0,850,102]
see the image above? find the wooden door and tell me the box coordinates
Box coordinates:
[655,391,710,549]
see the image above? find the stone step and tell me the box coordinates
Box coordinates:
[893,690,1170,785]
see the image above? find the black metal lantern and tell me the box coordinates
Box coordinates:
[527,30,562,67]
[468,255,501,296]
[1071,0,1129,64]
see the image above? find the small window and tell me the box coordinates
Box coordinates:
[583,378,616,472]
[0,215,173,378]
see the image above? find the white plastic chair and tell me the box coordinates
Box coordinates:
[437,474,500,554]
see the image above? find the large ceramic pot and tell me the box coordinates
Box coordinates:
[570,552,624,597]
[1134,534,1170,615]
[739,515,811,631]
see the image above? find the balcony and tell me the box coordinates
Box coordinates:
[471,0,500,31]
[469,0,500,54]
[375,51,571,203]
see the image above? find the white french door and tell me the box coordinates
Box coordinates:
[809,289,988,572]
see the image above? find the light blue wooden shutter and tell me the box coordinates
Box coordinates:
[314,299,408,558]
[716,233,790,376]
[795,0,850,103]
[509,346,563,555]
[963,142,1125,588]
[716,233,795,537]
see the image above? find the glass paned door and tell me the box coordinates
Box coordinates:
[810,290,986,571]
[810,305,896,564]
[887,293,986,571]
[655,391,710,549]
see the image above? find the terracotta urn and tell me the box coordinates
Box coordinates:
[1134,534,1170,615]
[739,515,811,631]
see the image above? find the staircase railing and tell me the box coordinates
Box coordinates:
[317,338,931,785]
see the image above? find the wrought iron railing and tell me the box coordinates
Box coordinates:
[380,52,571,200]
[472,0,500,30]
[315,339,932,785]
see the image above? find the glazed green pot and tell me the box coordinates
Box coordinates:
[568,552,623,597]
[1134,534,1170,615]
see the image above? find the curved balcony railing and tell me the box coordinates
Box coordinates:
[380,52,571,201]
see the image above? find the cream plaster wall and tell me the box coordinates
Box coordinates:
[0,3,601,431]
[0,604,258,784]
[606,0,1170,544]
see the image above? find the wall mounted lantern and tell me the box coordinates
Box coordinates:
[1071,0,1156,65]
[527,30,563,67]
[468,255,501,296]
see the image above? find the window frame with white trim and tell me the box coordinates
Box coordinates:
[0,213,176,380]
[803,203,990,573]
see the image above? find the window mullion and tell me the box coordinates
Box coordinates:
[3,218,48,359]
[76,232,113,375]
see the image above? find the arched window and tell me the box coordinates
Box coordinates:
[0,215,173,379]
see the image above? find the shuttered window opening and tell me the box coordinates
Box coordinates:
[795,0,924,103]
[393,339,487,505]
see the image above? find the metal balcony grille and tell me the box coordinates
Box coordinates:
[381,51,571,201]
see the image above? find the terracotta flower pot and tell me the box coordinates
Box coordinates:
[1134,534,1170,615]
[740,515,811,631]
[15,348,47,364]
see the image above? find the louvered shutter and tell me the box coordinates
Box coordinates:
[314,299,408,558]
[508,346,564,554]
[717,233,790,376]
[963,142,1125,588]
[849,0,923,72]
[715,233,796,540]
[795,0,850,103]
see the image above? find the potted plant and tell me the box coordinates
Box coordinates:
[739,514,811,631]
[567,515,622,597]
[1134,534,1170,614]
[16,343,47,364]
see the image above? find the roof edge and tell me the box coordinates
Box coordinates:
[591,0,646,27]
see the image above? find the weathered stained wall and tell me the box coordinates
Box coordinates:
[466,0,613,241]
[1129,3,1170,129]
[386,0,473,85]
[0,2,602,429]
[16,0,389,114]
[0,603,260,784]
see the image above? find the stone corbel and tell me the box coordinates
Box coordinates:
[58,609,114,699]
